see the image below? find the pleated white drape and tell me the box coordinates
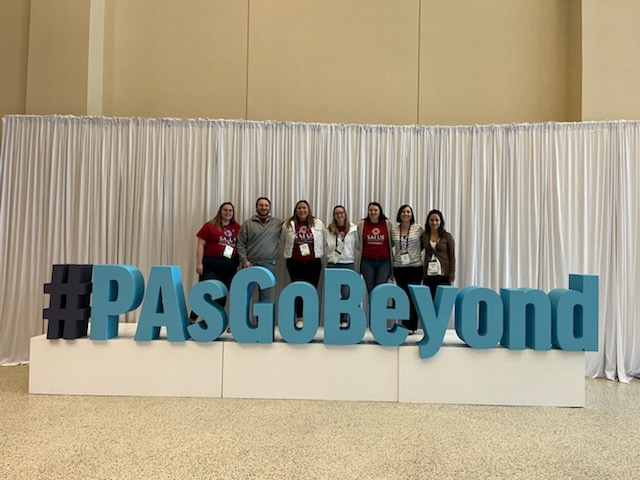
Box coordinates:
[1,115,638,381]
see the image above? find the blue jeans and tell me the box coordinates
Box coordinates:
[360,257,391,293]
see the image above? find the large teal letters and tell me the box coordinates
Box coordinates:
[88,265,598,356]
[90,265,144,340]
[455,287,504,349]
[323,269,367,345]
[501,288,552,350]
[188,280,228,342]
[135,266,189,341]
[549,274,598,351]
[369,284,409,346]
[410,285,457,359]
[278,282,319,343]
[228,266,275,343]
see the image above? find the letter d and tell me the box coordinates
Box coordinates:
[549,274,598,351]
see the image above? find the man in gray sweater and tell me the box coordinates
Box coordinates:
[237,197,283,301]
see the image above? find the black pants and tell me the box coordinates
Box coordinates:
[190,255,239,320]
[393,266,423,331]
[286,258,322,318]
[423,275,451,301]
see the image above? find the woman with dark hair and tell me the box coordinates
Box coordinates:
[282,200,326,328]
[391,204,424,333]
[191,202,241,322]
[421,209,455,299]
[325,205,358,327]
[356,202,394,293]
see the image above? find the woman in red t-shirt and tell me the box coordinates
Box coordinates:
[356,202,394,293]
[282,200,326,328]
[191,202,241,321]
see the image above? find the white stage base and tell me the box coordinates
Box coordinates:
[29,325,585,406]
[399,331,585,407]
[223,341,398,401]
[29,324,224,397]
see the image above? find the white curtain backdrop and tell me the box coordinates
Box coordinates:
[1,115,638,381]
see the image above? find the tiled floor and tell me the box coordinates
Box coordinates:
[1,365,639,479]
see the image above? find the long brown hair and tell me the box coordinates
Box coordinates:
[328,205,350,235]
[426,209,446,236]
[286,200,316,229]
[363,202,388,221]
[208,202,236,228]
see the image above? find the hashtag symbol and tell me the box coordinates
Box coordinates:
[43,264,93,339]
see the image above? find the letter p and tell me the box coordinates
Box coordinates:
[90,265,144,340]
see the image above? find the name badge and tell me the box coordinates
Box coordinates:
[299,243,311,256]
[427,260,441,276]
[328,251,341,264]
[223,245,234,259]
[400,253,410,265]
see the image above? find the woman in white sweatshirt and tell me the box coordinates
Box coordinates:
[325,205,358,327]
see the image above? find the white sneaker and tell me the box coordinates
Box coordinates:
[295,320,303,328]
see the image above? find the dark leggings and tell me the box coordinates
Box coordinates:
[423,275,451,300]
[393,266,423,331]
[286,258,322,317]
[190,255,239,320]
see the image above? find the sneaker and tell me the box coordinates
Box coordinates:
[295,320,303,328]
[340,321,348,328]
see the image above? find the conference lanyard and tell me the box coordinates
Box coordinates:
[400,233,409,254]
[296,221,311,256]
[335,231,345,255]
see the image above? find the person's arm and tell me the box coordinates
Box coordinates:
[386,220,394,281]
[282,221,293,259]
[355,221,363,251]
[421,231,429,278]
[386,220,395,257]
[237,224,252,268]
[325,227,335,257]
[447,233,456,283]
[195,238,206,275]
[277,218,285,242]
[417,225,425,250]
[315,220,326,258]
[353,222,364,273]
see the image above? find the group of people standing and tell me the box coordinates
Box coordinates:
[192,197,455,334]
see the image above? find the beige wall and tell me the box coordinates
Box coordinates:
[420,0,580,124]
[582,0,640,121]
[247,0,419,125]
[566,0,582,122]
[104,0,249,119]
[25,0,91,115]
[1,0,639,128]
[0,0,30,123]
